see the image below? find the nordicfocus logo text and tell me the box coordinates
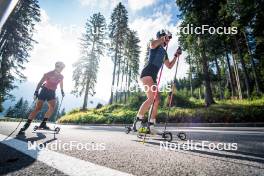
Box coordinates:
[160,140,238,151]
[28,140,106,151]
[175,24,238,35]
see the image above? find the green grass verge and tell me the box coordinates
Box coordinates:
[58,98,264,124]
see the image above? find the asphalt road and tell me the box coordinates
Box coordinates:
[0,122,264,176]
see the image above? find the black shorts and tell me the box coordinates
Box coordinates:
[140,64,159,83]
[38,87,56,101]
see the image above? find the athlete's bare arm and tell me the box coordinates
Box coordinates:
[35,75,46,92]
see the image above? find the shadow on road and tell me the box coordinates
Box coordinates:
[0,133,58,175]
[16,132,46,142]
[0,143,36,175]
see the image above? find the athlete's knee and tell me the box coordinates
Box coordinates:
[35,106,42,112]
[48,106,55,113]
[146,96,155,104]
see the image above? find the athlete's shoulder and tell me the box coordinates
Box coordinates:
[46,70,55,74]
[44,70,54,77]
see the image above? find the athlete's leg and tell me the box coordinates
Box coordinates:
[39,99,56,129]
[132,76,156,131]
[19,100,44,133]
[150,89,160,123]
[137,76,156,117]
[29,100,44,120]
[45,99,56,119]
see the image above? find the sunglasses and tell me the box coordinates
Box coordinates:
[161,33,172,39]
[56,65,63,69]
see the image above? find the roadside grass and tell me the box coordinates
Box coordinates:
[58,97,264,124]
[58,104,136,124]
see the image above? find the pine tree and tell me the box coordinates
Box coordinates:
[108,2,128,104]
[72,13,106,110]
[124,30,140,102]
[5,97,29,118]
[0,0,40,112]
[176,0,218,105]
[5,106,14,117]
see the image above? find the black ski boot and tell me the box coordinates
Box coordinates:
[132,117,145,132]
[39,121,50,130]
[18,121,31,135]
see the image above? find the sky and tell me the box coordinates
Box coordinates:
[3,0,189,113]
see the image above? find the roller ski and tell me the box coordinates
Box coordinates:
[125,119,186,142]
[137,122,173,142]
[125,117,144,134]
[33,122,60,134]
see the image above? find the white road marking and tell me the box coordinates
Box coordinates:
[0,134,133,176]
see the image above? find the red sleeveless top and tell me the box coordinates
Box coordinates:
[43,71,64,91]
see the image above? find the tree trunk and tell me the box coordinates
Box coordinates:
[124,59,129,103]
[120,63,125,103]
[195,58,202,100]
[115,52,121,103]
[127,68,131,98]
[199,37,215,106]
[224,43,235,98]
[188,56,193,97]
[82,77,90,110]
[234,37,250,98]
[232,52,242,99]
[109,44,118,104]
[243,31,261,93]
[214,57,224,99]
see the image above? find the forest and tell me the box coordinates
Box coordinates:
[1,0,264,124]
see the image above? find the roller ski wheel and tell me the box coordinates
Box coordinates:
[33,125,38,131]
[162,132,173,142]
[177,132,187,141]
[137,133,144,139]
[55,127,60,133]
[125,126,131,134]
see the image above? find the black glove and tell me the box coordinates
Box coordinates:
[61,89,65,97]
[175,47,182,56]
[34,90,39,98]
[177,47,182,54]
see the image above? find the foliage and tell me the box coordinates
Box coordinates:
[108,3,140,104]
[0,0,41,112]
[176,0,264,107]
[5,97,30,118]
[59,97,264,124]
[72,13,106,110]
[58,104,136,124]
